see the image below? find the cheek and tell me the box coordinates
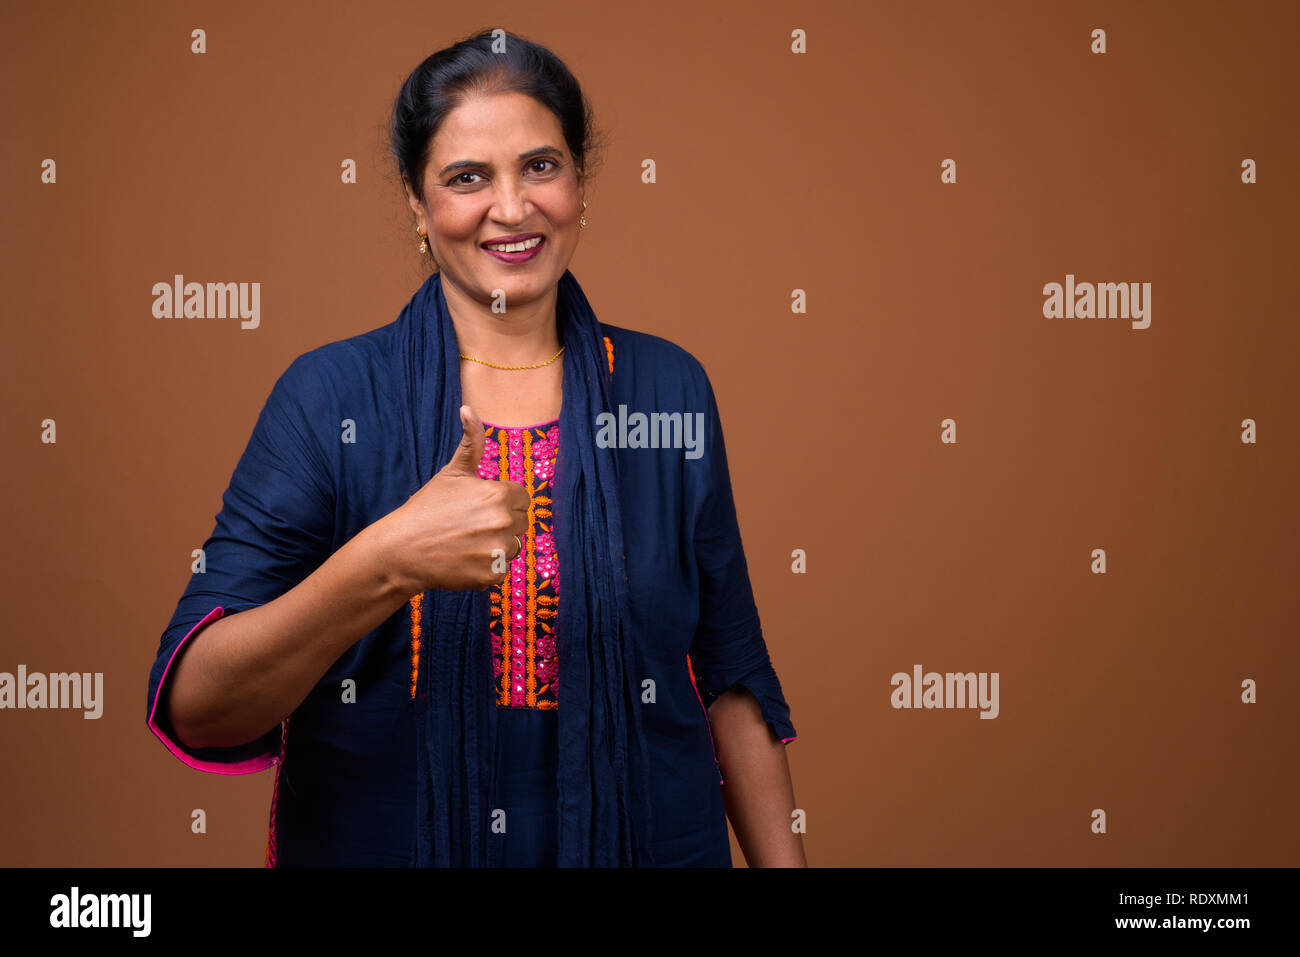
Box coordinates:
[533,187,582,225]
[548,205,582,238]
[429,199,482,239]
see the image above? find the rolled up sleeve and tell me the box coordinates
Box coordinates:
[147,603,281,773]
[146,354,336,772]
[686,372,796,744]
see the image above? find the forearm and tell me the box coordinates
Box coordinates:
[710,686,806,867]
[166,517,415,749]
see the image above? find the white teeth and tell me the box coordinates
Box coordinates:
[485,237,542,253]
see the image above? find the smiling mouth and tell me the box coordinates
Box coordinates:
[480,236,546,263]
[481,236,545,253]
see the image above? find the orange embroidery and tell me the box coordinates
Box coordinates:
[485,421,560,709]
[408,593,423,700]
[492,424,511,705]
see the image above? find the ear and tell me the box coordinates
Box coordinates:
[402,175,424,221]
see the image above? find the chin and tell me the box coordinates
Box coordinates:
[475,272,549,299]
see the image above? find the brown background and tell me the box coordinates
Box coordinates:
[1,0,1296,866]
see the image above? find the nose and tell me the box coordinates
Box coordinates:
[489,177,531,225]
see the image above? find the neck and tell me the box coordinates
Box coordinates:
[441,273,563,364]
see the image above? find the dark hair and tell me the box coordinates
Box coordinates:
[391,28,605,207]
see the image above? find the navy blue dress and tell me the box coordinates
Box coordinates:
[491,708,559,867]
[146,321,797,867]
[478,417,562,868]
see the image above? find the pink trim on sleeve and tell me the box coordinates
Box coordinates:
[147,605,277,775]
[781,736,796,744]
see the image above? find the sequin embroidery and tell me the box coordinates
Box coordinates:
[480,420,561,709]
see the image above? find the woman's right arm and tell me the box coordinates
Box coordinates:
[166,405,529,751]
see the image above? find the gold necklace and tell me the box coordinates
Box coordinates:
[459,345,565,370]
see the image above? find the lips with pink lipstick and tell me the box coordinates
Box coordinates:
[481,232,546,263]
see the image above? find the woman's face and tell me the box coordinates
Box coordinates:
[407,91,583,308]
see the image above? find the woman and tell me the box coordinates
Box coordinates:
[145,28,803,867]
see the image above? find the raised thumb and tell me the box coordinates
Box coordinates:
[440,404,485,476]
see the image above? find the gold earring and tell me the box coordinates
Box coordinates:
[580,199,588,229]
[416,229,440,270]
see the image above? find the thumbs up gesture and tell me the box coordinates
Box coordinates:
[379,405,531,592]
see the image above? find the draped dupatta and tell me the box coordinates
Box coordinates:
[391,268,654,866]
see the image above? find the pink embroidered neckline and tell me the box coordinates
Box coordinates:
[481,417,560,430]
[480,421,560,709]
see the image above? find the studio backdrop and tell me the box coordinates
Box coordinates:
[1,0,1296,866]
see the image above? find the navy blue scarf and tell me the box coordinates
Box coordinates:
[393,268,654,866]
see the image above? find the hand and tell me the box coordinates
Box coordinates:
[379,404,530,592]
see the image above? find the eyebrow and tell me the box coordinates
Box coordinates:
[437,146,564,178]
